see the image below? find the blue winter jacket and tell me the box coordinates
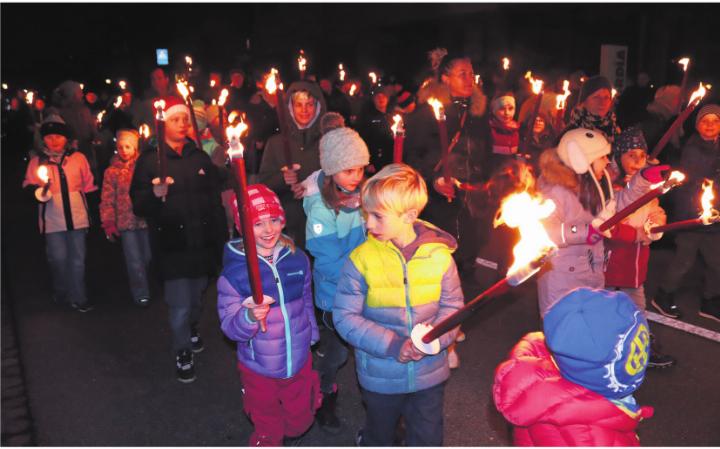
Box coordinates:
[333,221,464,394]
[303,170,367,311]
[217,239,319,379]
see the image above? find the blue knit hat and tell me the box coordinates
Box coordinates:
[612,127,648,161]
[544,288,650,399]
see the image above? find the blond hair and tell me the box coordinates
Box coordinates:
[361,163,428,215]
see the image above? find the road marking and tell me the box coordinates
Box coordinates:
[646,311,720,343]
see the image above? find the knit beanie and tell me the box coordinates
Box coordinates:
[544,288,649,400]
[319,126,370,176]
[40,113,71,138]
[612,126,648,161]
[695,104,720,126]
[193,99,208,131]
[556,128,611,174]
[319,112,346,135]
[578,75,612,104]
[491,93,516,112]
[162,96,189,119]
[231,184,286,234]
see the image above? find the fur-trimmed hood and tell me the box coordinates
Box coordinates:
[538,147,579,193]
[416,78,487,118]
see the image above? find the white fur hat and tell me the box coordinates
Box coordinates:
[556,128,611,175]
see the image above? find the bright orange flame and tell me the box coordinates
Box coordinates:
[79,83,84,90]
[495,191,557,276]
[226,121,250,158]
[96,110,105,124]
[556,80,571,110]
[176,81,190,100]
[349,84,357,96]
[210,79,216,88]
[218,88,229,107]
[687,82,709,107]
[119,80,127,90]
[339,63,345,81]
[153,100,166,120]
[611,88,618,99]
[138,124,150,139]
[37,165,49,184]
[502,57,510,71]
[153,99,166,110]
[25,91,34,104]
[185,56,193,66]
[105,79,111,85]
[678,57,690,72]
[228,110,241,124]
[524,71,543,95]
[475,74,481,85]
[369,72,377,84]
[298,50,307,72]
[427,97,445,121]
[391,114,403,137]
[114,96,123,108]
[700,179,716,222]
[265,68,278,95]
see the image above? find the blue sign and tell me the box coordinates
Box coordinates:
[156,48,169,66]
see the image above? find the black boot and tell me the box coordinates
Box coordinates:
[651,289,682,319]
[316,390,341,434]
[648,333,676,369]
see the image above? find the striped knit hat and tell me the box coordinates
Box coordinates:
[231,184,285,233]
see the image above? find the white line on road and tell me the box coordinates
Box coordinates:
[646,311,720,343]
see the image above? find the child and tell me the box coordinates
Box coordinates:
[303,119,369,432]
[333,164,464,446]
[100,129,151,307]
[654,104,720,322]
[489,92,520,156]
[604,128,675,368]
[536,128,665,317]
[493,287,654,446]
[217,184,321,447]
[22,113,97,312]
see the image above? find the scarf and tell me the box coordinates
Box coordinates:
[489,116,520,154]
[567,107,622,143]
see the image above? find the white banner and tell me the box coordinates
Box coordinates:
[600,45,628,91]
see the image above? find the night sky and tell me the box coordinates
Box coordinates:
[2,3,719,95]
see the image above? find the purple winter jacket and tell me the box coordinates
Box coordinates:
[217,239,318,379]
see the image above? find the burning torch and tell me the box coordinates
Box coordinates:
[176,80,203,149]
[522,71,544,154]
[391,114,405,164]
[650,179,719,233]
[649,83,709,160]
[36,164,52,201]
[428,97,452,201]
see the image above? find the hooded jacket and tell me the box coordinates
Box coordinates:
[333,221,464,394]
[536,148,653,316]
[100,154,147,231]
[405,80,489,186]
[672,133,720,230]
[217,239,318,379]
[493,332,653,446]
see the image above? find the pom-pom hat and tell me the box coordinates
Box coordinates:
[544,288,650,399]
[319,126,370,176]
[231,184,285,234]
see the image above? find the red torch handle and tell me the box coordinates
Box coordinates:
[155,119,167,183]
[393,134,404,164]
[218,106,225,134]
[231,155,267,332]
[422,277,512,344]
[522,92,544,153]
[650,218,705,234]
[649,101,699,160]
[599,188,664,232]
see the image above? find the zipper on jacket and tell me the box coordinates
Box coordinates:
[634,244,640,288]
[392,247,416,392]
[248,339,255,360]
[260,250,293,377]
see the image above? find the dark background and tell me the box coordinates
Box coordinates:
[2,3,719,95]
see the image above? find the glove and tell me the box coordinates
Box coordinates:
[151,176,174,198]
[590,200,616,235]
[641,164,670,183]
[102,221,120,241]
[433,176,456,201]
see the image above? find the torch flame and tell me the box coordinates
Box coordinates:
[475,74,481,85]
[349,83,357,96]
[218,88,229,107]
[369,72,377,85]
[611,88,618,99]
[25,91,34,105]
[176,81,190,100]
[226,120,249,158]
[339,63,346,81]
[105,79,111,85]
[114,95,123,108]
[678,57,690,72]
[138,124,150,139]
[391,114,403,137]
[555,80,571,110]
[524,71,543,95]
[2,83,8,90]
[298,50,307,72]
[495,191,557,276]
[427,97,445,121]
[97,110,105,124]
[119,80,127,90]
[185,56,193,66]
[153,100,166,120]
[265,68,278,95]
[700,179,716,222]
[687,82,708,107]
[502,57,510,71]
[227,110,241,124]
[210,79,216,88]
[37,165,49,184]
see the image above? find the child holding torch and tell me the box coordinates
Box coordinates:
[217,184,321,447]
[22,113,97,312]
[333,164,464,446]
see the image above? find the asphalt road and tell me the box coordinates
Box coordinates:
[3,176,720,446]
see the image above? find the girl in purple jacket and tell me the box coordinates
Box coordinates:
[217,184,321,447]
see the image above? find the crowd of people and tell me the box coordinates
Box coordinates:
[8,45,720,446]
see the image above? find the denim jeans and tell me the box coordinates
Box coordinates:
[316,310,349,393]
[120,229,151,302]
[164,276,208,352]
[45,229,88,306]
